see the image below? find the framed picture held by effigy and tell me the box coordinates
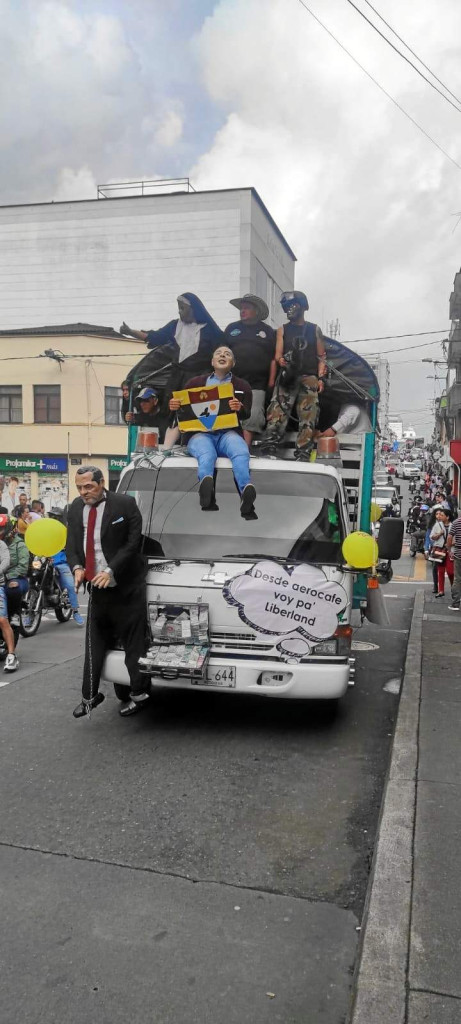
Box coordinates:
[173,383,239,433]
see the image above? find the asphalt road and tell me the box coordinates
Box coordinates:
[0,482,424,1024]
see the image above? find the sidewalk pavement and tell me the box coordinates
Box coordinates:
[351,588,461,1023]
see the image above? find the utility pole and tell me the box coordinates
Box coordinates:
[326,318,341,339]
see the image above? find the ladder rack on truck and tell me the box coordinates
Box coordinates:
[335,433,375,532]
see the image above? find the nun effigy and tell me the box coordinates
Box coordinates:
[120,293,224,401]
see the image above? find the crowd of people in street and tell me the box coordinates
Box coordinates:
[4,286,454,725]
[0,503,84,676]
[406,463,461,604]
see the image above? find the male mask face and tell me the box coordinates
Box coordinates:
[284,303,302,320]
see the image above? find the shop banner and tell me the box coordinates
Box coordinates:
[108,457,129,472]
[0,456,68,473]
[223,560,348,661]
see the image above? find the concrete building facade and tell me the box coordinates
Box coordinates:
[445,267,461,493]
[0,187,296,332]
[0,186,296,507]
[367,356,390,435]
[0,325,144,508]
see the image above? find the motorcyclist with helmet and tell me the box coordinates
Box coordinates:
[48,508,84,626]
[408,501,428,557]
[0,514,22,672]
[4,516,29,606]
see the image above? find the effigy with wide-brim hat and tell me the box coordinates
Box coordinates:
[229,294,269,321]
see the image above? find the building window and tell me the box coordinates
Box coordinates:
[105,386,124,425]
[34,384,61,424]
[0,385,23,423]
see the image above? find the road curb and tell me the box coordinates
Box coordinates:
[349,588,424,1024]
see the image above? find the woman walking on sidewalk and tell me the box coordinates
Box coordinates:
[430,510,453,599]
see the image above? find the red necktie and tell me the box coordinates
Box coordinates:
[84,505,97,582]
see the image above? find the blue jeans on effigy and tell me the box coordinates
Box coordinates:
[55,562,79,611]
[187,430,251,493]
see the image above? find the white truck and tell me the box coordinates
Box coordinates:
[101,342,403,707]
[101,445,402,707]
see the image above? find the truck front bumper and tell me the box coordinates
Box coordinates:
[101,652,353,700]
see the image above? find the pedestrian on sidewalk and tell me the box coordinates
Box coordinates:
[446,512,461,610]
[430,510,453,599]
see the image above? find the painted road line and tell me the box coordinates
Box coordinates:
[392,577,431,584]
[423,612,461,622]
[413,555,428,581]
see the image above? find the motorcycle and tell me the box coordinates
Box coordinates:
[409,528,426,557]
[20,556,73,637]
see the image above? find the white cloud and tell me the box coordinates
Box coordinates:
[154,108,184,147]
[85,14,132,75]
[191,0,461,420]
[53,165,97,201]
[0,0,187,204]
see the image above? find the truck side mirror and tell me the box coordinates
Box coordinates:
[378,517,404,561]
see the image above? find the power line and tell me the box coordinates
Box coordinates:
[344,0,461,115]
[362,0,461,109]
[361,339,445,356]
[296,0,461,173]
[342,329,448,343]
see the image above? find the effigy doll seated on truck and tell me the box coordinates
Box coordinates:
[169,346,257,519]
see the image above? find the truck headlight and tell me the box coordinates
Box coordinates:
[313,639,338,655]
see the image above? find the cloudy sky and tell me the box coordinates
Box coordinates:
[2,0,461,434]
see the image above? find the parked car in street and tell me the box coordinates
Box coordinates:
[372,485,402,515]
[395,461,420,480]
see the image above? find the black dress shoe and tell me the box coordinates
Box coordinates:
[240,483,256,516]
[199,476,214,509]
[119,695,150,717]
[73,693,105,718]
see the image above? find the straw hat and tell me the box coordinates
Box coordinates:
[229,293,269,321]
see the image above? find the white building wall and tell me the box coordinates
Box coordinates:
[367,356,390,434]
[0,189,295,332]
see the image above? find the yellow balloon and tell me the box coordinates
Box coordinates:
[342,531,378,569]
[370,502,382,523]
[25,518,67,557]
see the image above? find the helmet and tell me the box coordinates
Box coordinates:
[48,506,67,524]
[280,290,309,311]
[0,514,15,541]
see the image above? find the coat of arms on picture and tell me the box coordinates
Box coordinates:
[173,383,239,433]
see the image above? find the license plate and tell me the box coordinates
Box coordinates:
[192,666,236,688]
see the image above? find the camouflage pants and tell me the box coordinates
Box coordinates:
[266,375,319,449]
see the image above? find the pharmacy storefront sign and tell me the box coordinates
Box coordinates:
[0,456,68,474]
[108,457,129,473]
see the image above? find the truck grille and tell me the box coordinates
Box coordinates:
[210,631,274,652]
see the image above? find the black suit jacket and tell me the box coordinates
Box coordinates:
[66,490,146,587]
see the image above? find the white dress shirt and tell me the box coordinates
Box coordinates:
[331,404,373,434]
[83,496,116,587]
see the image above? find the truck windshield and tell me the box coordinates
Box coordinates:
[118,465,345,563]
[374,487,395,499]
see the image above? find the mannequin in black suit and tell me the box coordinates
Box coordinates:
[66,466,149,718]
